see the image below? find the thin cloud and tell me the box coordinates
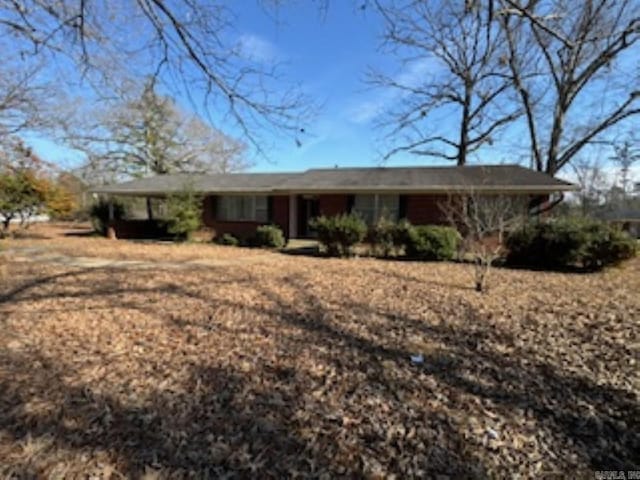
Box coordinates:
[345,57,437,125]
[238,33,280,63]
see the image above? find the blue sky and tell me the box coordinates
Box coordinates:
[241,2,410,172]
[24,1,463,173]
[21,1,637,183]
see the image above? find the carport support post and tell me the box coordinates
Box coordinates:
[106,196,117,240]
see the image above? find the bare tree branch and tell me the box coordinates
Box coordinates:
[497,0,640,175]
[370,0,520,165]
[0,1,314,153]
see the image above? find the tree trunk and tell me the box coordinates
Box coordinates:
[458,82,472,166]
[546,92,568,176]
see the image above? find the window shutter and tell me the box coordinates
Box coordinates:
[398,195,408,220]
[267,196,274,223]
[347,194,355,213]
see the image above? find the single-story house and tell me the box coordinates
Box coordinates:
[91,164,577,239]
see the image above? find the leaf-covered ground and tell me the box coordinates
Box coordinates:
[0,227,639,478]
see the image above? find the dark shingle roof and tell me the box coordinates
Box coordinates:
[278,165,575,192]
[91,172,296,195]
[91,164,576,195]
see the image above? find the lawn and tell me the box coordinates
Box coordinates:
[0,224,639,478]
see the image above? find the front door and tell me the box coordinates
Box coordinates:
[297,195,320,238]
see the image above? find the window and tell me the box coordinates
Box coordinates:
[217,195,268,222]
[353,194,399,224]
[353,194,376,224]
[378,195,399,221]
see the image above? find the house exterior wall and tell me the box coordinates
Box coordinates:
[202,194,290,240]
[111,192,548,240]
[314,193,450,224]
[318,194,349,216]
[202,193,512,239]
[272,195,290,237]
[404,194,449,225]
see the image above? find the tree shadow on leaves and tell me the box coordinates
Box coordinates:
[1,262,638,477]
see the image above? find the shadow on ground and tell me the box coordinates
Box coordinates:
[0,262,638,477]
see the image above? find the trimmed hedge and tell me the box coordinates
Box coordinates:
[310,213,367,257]
[254,224,286,249]
[405,225,461,261]
[506,218,636,270]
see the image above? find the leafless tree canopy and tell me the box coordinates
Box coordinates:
[497,0,640,174]
[367,0,639,174]
[64,82,248,184]
[371,0,520,165]
[609,136,640,195]
[0,42,52,138]
[569,157,608,215]
[0,1,312,151]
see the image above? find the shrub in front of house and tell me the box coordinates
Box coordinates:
[89,198,126,235]
[506,218,636,270]
[254,224,286,249]
[165,189,203,241]
[370,217,413,257]
[310,213,367,257]
[370,216,397,257]
[392,219,414,254]
[584,225,637,269]
[215,233,240,246]
[405,225,461,261]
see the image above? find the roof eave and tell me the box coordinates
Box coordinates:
[91,184,577,196]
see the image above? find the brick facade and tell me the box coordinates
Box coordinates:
[112,192,539,240]
[318,194,348,216]
[404,194,449,225]
[202,195,290,240]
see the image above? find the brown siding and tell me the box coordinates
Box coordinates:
[405,194,448,225]
[318,194,349,216]
[203,194,289,240]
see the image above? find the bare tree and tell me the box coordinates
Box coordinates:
[441,191,528,292]
[0,1,312,151]
[569,157,608,216]
[0,40,52,138]
[609,136,640,198]
[497,0,640,175]
[370,0,520,165]
[67,81,248,184]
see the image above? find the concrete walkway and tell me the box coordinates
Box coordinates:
[1,246,276,270]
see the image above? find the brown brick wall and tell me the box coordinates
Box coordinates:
[318,194,348,216]
[405,194,449,225]
[202,194,290,240]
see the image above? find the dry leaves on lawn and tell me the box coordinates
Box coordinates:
[0,234,638,478]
